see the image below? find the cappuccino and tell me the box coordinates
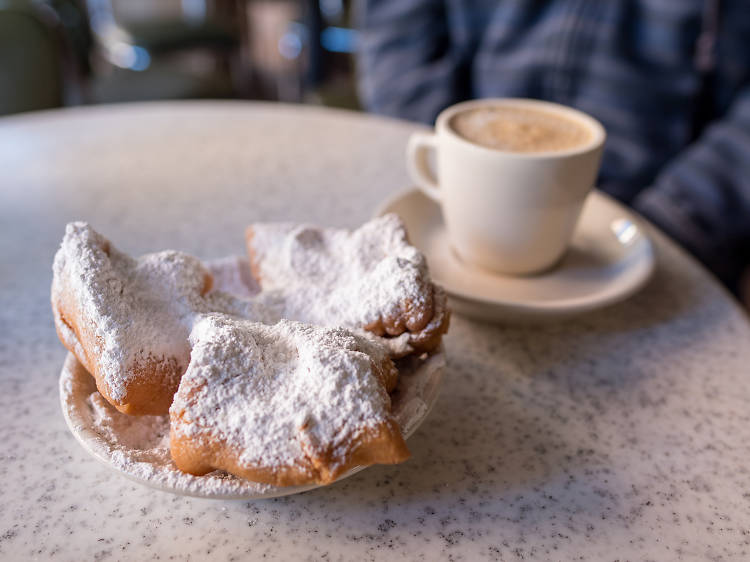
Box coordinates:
[451,106,592,153]
[408,98,606,273]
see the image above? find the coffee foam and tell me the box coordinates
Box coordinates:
[450,106,592,153]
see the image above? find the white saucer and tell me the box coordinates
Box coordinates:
[376,189,655,321]
[58,256,445,500]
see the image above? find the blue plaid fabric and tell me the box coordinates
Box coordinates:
[356,0,750,291]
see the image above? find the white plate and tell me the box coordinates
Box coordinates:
[58,256,445,500]
[376,189,655,321]
[59,349,444,500]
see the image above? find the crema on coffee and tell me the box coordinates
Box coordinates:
[450,106,592,153]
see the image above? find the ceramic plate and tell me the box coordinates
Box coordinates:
[58,256,445,499]
[376,189,655,321]
[60,348,444,500]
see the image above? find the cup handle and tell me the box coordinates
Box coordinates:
[407,132,441,202]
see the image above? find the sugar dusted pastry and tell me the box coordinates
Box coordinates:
[51,223,211,415]
[169,314,408,486]
[52,216,448,488]
[51,223,265,415]
[245,214,450,354]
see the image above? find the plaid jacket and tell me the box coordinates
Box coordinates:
[356,0,750,291]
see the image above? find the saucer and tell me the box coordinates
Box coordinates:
[376,189,655,321]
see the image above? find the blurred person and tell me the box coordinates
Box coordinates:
[355,0,750,299]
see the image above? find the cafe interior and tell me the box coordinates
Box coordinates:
[3,0,748,307]
[3,2,750,559]
[0,0,357,112]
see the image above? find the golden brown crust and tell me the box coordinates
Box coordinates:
[363,293,432,337]
[298,418,409,485]
[370,350,400,394]
[406,286,451,354]
[170,412,409,487]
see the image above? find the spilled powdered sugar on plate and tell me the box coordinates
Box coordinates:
[59,256,445,499]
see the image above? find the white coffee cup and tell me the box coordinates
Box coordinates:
[407,98,606,275]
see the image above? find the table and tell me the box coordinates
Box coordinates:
[1,101,749,560]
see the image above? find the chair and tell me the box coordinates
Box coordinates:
[0,0,66,115]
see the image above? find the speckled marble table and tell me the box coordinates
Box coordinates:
[2,101,750,561]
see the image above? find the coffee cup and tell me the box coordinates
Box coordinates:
[406,98,606,275]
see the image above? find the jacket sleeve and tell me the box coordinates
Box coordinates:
[633,86,750,293]
[354,0,464,124]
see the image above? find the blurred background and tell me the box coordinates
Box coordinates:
[0,0,359,116]
[4,0,749,306]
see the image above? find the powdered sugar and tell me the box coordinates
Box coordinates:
[59,339,444,499]
[248,214,433,332]
[52,223,210,401]
[52,218,442,409]
[205,255,260,298]
[88,391,169,450]
[172,315,395,476]
[85,365,272,495]
[52,224,271,405]
[57,255,445,498]
[54,219,447,495]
